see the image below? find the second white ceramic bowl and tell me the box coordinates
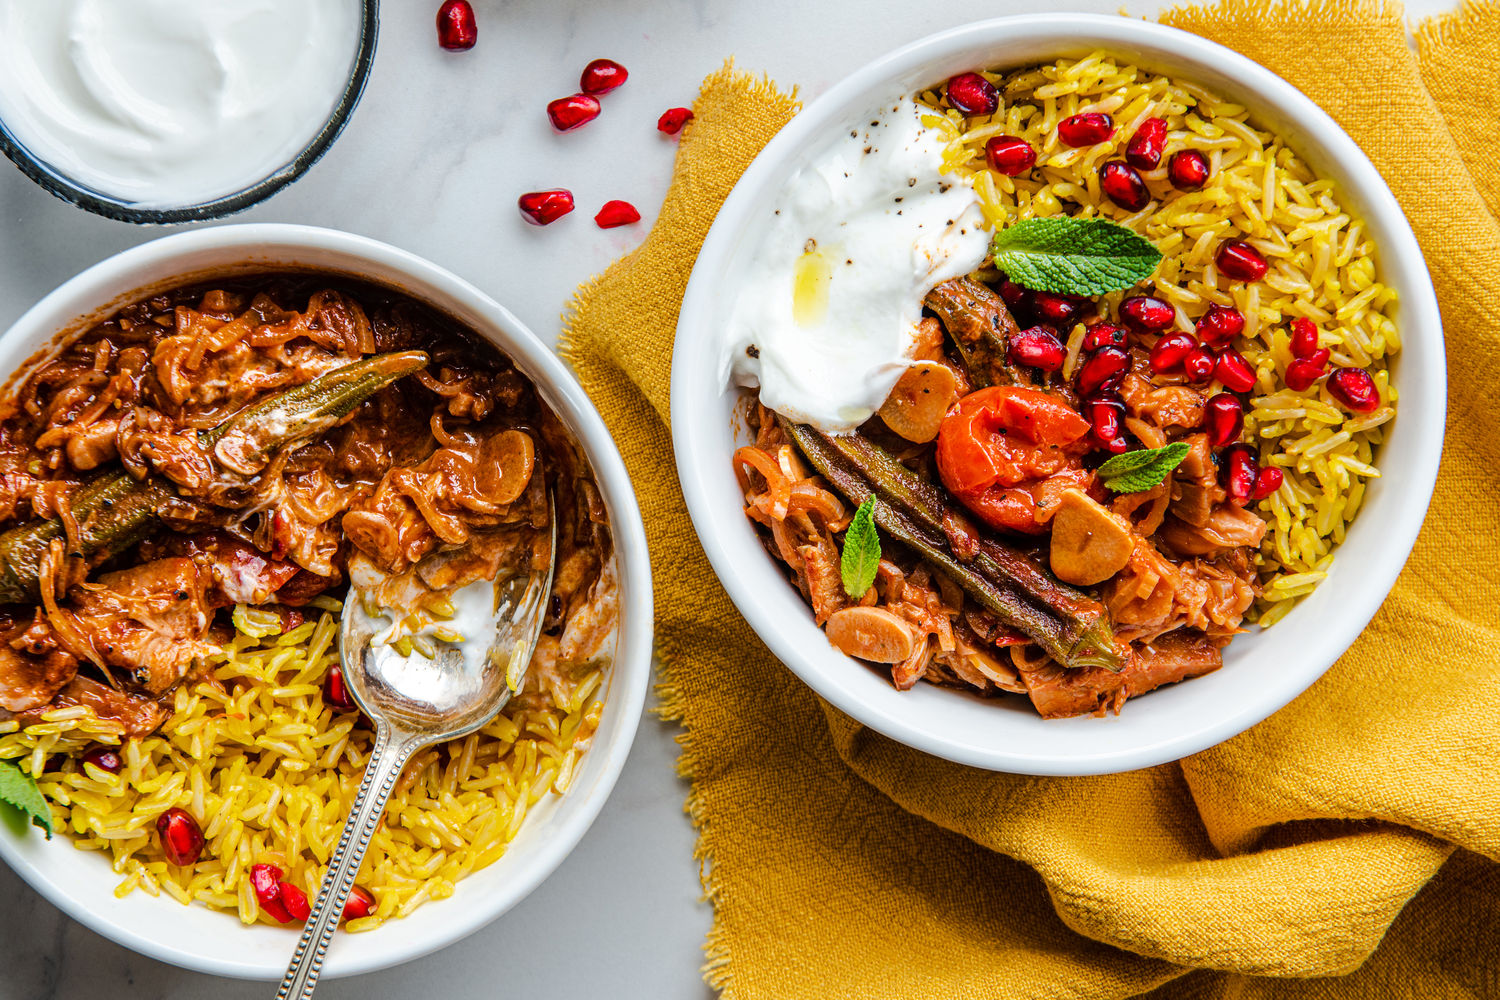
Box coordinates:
[671,15,1445,775]
[0,224,653,978]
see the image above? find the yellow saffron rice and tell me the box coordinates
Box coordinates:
[0,600,604,929]
[920,52,1399,623]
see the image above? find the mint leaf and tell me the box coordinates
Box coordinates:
[0,759,52,838]
[840,496,881,599]
[1099,442,1190,494]
[991,217,1162,296]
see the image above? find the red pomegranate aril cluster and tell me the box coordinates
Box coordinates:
[581,58,628,95]
[595,200,641,228]
[998,279,1031,313]
[657,107,693,135]
[548,93,601,132]
[1285,348,1330,391]
[1077,346,1128,397]
[1058,112,1114,147]
[1195,304,1244,348]
[344,885,377,921]
[1085,397,1128,454]
[1119,295,1173,332]
[1216,240,1269,282]
[1214,347,1257,393]
[1082,323,1126,351]
[1203,393,1245,447]
[1100,161,1150,212]
[1326,367,1381,411]
[985,136,1036,176]
[156,808,205,867]
[82,746,123,774]
[1008,327,1066,372]
[1125,117,1167,170]
[1149,331,1197,374]
[518,189,575,226]
[1168,150,1210,190]
[435,0,477,50]
[250,864,295,923]
[1182,345,1217,383]
[324,665,354,710]
[1290,317,1319,358]
[946,72,999,116]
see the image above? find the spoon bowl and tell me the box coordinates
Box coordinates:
[276,492,557,1000]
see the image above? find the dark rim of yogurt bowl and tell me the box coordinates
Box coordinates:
[0,0,379,226]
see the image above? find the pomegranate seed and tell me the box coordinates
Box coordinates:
[1077,346,1128,396]
[81,746,123,774]
[657,107,693,135]
[1007,327,1066,372]
[998,279,1033,317]
[1195,305,1245,348]
[1058,113,1114,147]
[250,864,294,924]
[985,136,1036,176]
[1082,323,1126,351]
[1031,291,1084,327]
[435,0,477,50]
[517,189,575,226]
[1099,161,1151,212]
[1086,399,1128,454]
[343,885,377,922]
[1326,367,1380,412]
[1168,150,1210,190]
[156,808,205,867]
[1290,317,1319,358]
[946,73,998,116]
[1120,295,1174,332]
[1214,347,1257,392]
[1183,346,1217,384]
[324,665,354,710]
[1221,444,1259,506]
[1216,240,1269,282]
[1250,466,1284,500]
[279,881,311,923]
[548,93,601,132]
[1203,393,1245,447]
[1285,348,1330,392]
[594,200,641,228]
[1126,117,1167,170]
[580,58,628,95]
[1149,332,1197,374]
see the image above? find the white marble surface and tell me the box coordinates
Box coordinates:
[0,0,1454,997]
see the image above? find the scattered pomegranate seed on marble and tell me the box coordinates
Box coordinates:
[435,0,477,50]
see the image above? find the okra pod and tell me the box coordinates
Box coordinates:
[923,277,1020,389]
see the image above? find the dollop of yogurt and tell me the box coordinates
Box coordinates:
[0,0,361,208]
[722,99,991,432]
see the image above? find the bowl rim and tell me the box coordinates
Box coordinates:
[0,0,380,224]
[0,223,655,978]
[670,13,1446,774]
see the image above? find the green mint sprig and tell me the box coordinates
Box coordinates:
[1098,441,1191,494]
[991,217,1162,296]
[0,759,52,838]
[840,496,881,599]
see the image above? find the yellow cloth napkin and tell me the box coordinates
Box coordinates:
[561,2,1500,996]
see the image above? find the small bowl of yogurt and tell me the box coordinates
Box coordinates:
[0,0,377,223]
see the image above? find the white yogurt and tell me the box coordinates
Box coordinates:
[721,99,991,432]
[0,0,361,208]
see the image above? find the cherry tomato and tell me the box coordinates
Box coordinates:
[935,386,1093,534]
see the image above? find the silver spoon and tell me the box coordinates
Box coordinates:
[275,493,556,1000]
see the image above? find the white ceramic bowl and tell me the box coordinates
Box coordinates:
[0,224,654,978]
[671,15,1445,775]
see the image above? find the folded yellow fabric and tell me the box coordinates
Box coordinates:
[561,2,1500,997]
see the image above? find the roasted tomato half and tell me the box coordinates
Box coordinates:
[935,386,1094,534]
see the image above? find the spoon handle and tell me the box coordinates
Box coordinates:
[275,724,424,1000]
